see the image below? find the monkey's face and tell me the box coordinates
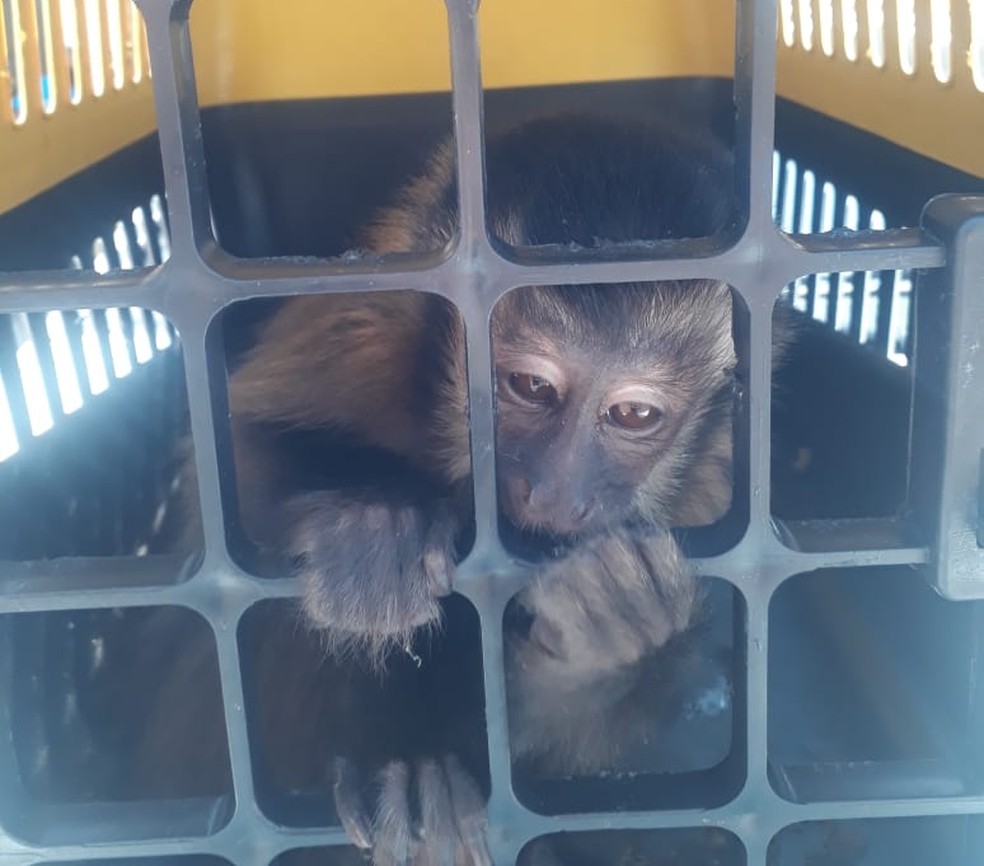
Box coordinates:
[492,281,736,537]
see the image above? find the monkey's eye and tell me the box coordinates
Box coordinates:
[508,372,558,404]
[606,401,663,430]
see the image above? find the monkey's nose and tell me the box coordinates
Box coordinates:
[514,478,595,532]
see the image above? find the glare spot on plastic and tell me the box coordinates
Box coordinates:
[13,313,54,436]
[44,311,85,414]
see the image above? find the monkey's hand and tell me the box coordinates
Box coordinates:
[282,491,458,661]
[506,527,702,774]
[519,526,698,677]
[332,754,491,866]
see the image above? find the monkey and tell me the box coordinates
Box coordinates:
[176,113,742,655]
[130,113,796,864]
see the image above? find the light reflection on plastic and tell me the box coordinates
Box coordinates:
[151,312,173,351]
[129,308,154,363]
[37,0,58,113]
[78,309,111,395]
[843,194,861,230]
[814,182,838,323]
[842,0,860,60]
[44,311,85,413]
[859,210,888,346]
[780,0,797,46]
[5,0,28,123]
[888,271,913,366]
[0,374,19,460]
[819,181,837,231]
[819,0,836,55]
[781,159,799,233]
[798,0,815,49]
[92,236,111,274]
[867,0,886,67]
[971,0,984,92]
[772,151,781,217]
[105,307,134,378]
[113,220,135,269]
[0,305,178,462]
[82,0,106,96]
[930,0,952,83]
[131,206,156,266]
[105,0,125,91]
[60,0,84,104]
[128,0,145,84]
[833,198,859,334]
[13,314,54,436]
[771,161,909,368]
[797,169,817,233]
[2,192,178,463]
[149,194,171,261]
[790,169,817,313]
[896,0,917,74]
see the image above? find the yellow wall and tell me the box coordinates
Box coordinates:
[0,0,156,214]
[1,0,735,214]
[775,0,983,178]
[1,0,980,216]
[188,0,734,104]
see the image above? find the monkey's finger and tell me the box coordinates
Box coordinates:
[332,756,374,850]
[373,762,418,866]
[443,755,492,866]
[414,759,457,866]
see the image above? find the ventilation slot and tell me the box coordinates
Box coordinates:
[930,0,953,82]
[842,0,861,60]
[972,0,984,92]
[0,370,19,460]
[773,151,913,367]
[1,0,148,121]
[3,0,29,123]
[867,0,887,68]
[896,0,917,74]
[777,0,979,88]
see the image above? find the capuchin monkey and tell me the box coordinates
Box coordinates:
[180,114,740,657]
[147,114,790,865]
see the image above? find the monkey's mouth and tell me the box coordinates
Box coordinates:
[496,508,609,563]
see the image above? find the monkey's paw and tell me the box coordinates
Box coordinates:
[332,755,491,866]
[283,492,458,661]
[517,526,701,680]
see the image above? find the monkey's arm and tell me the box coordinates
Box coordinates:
[168,288,472,656]
[228,291,469,484]
[506,527,703,776]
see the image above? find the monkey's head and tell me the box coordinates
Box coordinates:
[480,114,738,537]
[492,280,737,537]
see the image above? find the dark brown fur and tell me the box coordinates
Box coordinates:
[160,114,795,865]
[175,115,757,657]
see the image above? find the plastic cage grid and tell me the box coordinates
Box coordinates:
[1,0,984,863]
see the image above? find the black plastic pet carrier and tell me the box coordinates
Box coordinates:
[1,0,984,864]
